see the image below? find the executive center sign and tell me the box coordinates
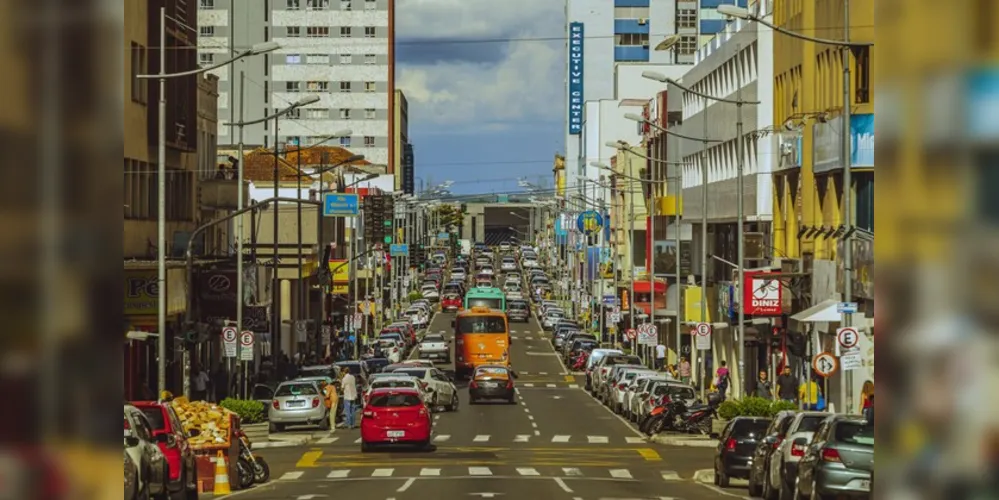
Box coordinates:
[568,22,584,135]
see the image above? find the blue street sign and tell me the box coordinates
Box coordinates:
[389,244,409,257]
[836,302,858,314]
[437,232,449,240]
[323,193,359,217]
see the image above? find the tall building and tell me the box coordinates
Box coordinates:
[198,0,397,170]
[697,0,748,45]
[393,89,410,193]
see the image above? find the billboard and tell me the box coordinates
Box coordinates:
[402,143,415,194]
[567,22,584,134]
[743,271,782,316]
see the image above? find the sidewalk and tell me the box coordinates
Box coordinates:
[243,423,319,449]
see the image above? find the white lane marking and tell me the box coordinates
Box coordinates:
[626,437,646,444]
[527,415,535,420]
[517,467,540,476]
[661,471,681,481]
[327,470,350,478]
[539,372,548,375]
[514,435,531,442]
[316,437,338,445]
[420,468,441,476]
[562,467,583,476]
[433,435,451,442]
[610,469,633,479]
[473,435,491,442]
[371,468,394,477]
[532,422,539,428]
[397,478,416,492]
[546,384,557,388]
[279,471,304,481]
[353,438,362,444]
[569,384,580,389]
[554,478,574,493]
[552,435,570,443]
[296,495,323,500]
[587,436,609,444]
[469,467,493,476]
[526,337,534,340]
[523,383,535,387]
[534,430,541,436]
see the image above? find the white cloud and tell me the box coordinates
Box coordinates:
[396,0,565,130]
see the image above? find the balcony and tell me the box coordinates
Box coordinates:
[199,178,249,210]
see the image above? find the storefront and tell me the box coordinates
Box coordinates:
[123,266,188,400]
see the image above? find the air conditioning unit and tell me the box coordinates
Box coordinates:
[638,18,648,25]
[642,42,649,48]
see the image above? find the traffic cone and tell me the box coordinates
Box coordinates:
[213,450,232,495]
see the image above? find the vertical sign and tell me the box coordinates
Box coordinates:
[567,22,584,135]
[222,326,238,358]
[239,331,255,361]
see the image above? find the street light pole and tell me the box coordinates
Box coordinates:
[156,6,167,397]
[841,0,854,414]
[735,50,747,399]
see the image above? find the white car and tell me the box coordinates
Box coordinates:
[363,375,430,405]
[522,259,539,269]
[421,285,440,301]
[478,266,495,276]
[542,309,565,329]
[499,242,512,252]
[124,405,169,500]
[500,259,517,271]
[384,365,459,411]
[608,368,657,414]
[451,268,467,281]
[403,308,429,329]
[377,339,404,363]
[768,411,833,498]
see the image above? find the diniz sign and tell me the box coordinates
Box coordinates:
[567,22,584,135]
[743,271,782,316]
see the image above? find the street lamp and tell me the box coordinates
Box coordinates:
[719,1,873,411]
[136,6,278,398]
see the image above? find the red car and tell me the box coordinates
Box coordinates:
[132,401,199,499]
[360,388,433,452]
[441,294,462,312]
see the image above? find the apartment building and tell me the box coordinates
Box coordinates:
[197,0,397,170]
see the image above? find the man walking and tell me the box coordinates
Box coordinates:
[340,368,358,429]
[755,370,773,399]
[654,343,667,371]
[776,366,798,404]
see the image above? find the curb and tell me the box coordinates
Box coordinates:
[693,469,714,484]
[650,435,718,448]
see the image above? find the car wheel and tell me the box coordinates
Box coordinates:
[762,471,775,500]
[778,478,794,500]
[449,394,460,411]
[361,441,373,453]
[139,470,152,500]
[809,479,825,500]
[718,467,730,488]
[747,471,762,497]
[713,466,720,485]
[184,469,200,500]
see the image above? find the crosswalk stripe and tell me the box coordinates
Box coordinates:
[523,383,535,387]
[469,467,492,476]
[587,436,609,444]
[433,435,451,442]
[420,468,441,476]
[539,372,547,375]
[371,469,394,477]
[610,469,633,479]
[316,437,338,445]
[517,467,540,476]
[562,467,583,476]
[552,435,570,443]
[514,435,531,442]
[327,470,350,479]
[525,337,534,340]
[626,437,646,444]
[569,384,580,389]
[473,435,490,442]
[279,472,304,481]
[546,384,557,388]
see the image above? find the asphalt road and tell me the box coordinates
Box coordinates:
[226,260,731,500]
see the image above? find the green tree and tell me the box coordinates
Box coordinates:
[433,204,465,232]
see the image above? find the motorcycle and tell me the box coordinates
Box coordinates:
[639,394,675,435]
[234,428,270,488]
[665,398,719,436]
[570,351,589,371]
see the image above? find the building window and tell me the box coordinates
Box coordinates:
[340,109,351,120]
[677,8,696,29]
[613,6,649,18]
[286,81,301,92]
[286,136,302,147]
[364,108,376,119]
[364,53,376,64]
[287,0,300,9]
[199,0,213,8]
[341,0,351,9]
[200,26,215,36]
[307,53,330,64]
[364,81,376,92]
[340,26,352,37]
[306,80,329,92]
[364,136,375,147]
[287,26,301,37]
[854,46,870,104]
[304,108,330,119]
[130,43,147,104]
[286,54,302,64]
[284,107,301,119]
[307,0,329,9]
[199,52,215,66]
[340,136,352,147]
[340,81,352,92]
[339,53,352,64]
[364,26,376,38]
[677,35,697,55]
[307,26,330,37]
[616,33,648,46]
[365,0,376,9]
[854,172,874,231]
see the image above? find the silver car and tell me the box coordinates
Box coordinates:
[268,380,330,433]
[124,449,138,500]
[768,411,833,499]
[795,415,873,499]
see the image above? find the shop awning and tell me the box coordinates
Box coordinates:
[790,299,842,323]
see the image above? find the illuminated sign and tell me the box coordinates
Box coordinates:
[568,22,584,134]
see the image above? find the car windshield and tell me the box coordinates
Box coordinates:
[371,380,417,390]
[475,367,509,377]
[393,368,428,379]
[276,383,318,397]
[138,408,166,430]
[457,315,507,333]
[368,393,423,407]
[508,303,527,310]
[797,415,828,433]
[424,335,445,342]
[732,419,771,438]
[573,340,599,349]
[334,363,363,375]
[466,298,502,309]
[834,421,875,446]
[443,294,460,300]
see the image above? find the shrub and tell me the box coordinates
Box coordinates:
[408,291,423,302]
[219,398,266,424]
[716,397,801,420]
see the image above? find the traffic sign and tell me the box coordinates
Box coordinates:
[390,244,409,257]
[695,322,712,336]
[323,193,359,217]
[626,328,637,340]
[239,331,255,361]
[321,324,331,345]
[836,302,858,314]
[637,324,658,346]
[836,327,859,349]
[812,352,839,378]
[222,326,237,358]
[694,322,712,350]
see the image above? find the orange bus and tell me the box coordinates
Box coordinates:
[451,306,510,379]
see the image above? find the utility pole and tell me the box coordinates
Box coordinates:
[735,43,747,400]
[841,0,854,414]
[700,94,708,401]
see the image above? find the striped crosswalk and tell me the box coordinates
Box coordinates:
[278,466,681,481]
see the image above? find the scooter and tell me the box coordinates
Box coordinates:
[669,399,719,435]
[570,351,589,371]
[639,394,675,435]
[234,428,270,488]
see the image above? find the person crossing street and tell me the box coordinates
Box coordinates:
[340,368,358,429]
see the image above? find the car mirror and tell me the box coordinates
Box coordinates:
[124,436,141,447]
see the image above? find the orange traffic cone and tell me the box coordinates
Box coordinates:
[213,450,232,495]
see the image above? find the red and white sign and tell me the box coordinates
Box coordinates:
[837,327,859,349]
[626,328,637,340]
[743,271,782,316]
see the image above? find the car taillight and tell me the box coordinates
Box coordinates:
[725,438,737,451]
[772,437,783,450]
[419,408,428,417]
[618,383,627,390]
[820,448,841,462]
[312,398,321,408]
[506,379,514,389]
[123,418,130,430]
[272,400,280,410]
[363,410,375,418]
[469,380,478,389]
[791,442,807,457]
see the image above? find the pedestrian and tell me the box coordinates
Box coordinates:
[665,364,678,380]
[191,363,211,401]
[322,380,339,434]
[863,392,874,423]
[776,366,799,404]
[340,368,358,429]
[654,343,667,371]
[755,370,773,399]
[715,361,730,402]
[799,377,821,410]
[678,356,692,385]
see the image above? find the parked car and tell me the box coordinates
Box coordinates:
[747,410,798,498]
[377,339,405,363]
[360,388,433,452]
[268,380,329,433]
[421,284,441,301]
[713,416,772,487]
[625,375,670,421]
[124,404,169,500]
[583,349,623,390]
[607,367,657,413]
[469,365,517,404]
[794,415,873,500]
[131,401,199,498]
[766,411,833,499]
[124,450,139,500]
[591,354,642,396]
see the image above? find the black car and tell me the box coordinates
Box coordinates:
[507,300,530,322]
[362,357,391,374]
[714,416,772,487]
[469,365,517,404]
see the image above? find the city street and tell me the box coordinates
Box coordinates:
[234,312,730,500]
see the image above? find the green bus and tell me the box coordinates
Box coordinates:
[463,287,506,312]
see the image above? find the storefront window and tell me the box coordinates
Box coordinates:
[855,172,874,231]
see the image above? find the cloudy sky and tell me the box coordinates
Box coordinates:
[396,0,565,195]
